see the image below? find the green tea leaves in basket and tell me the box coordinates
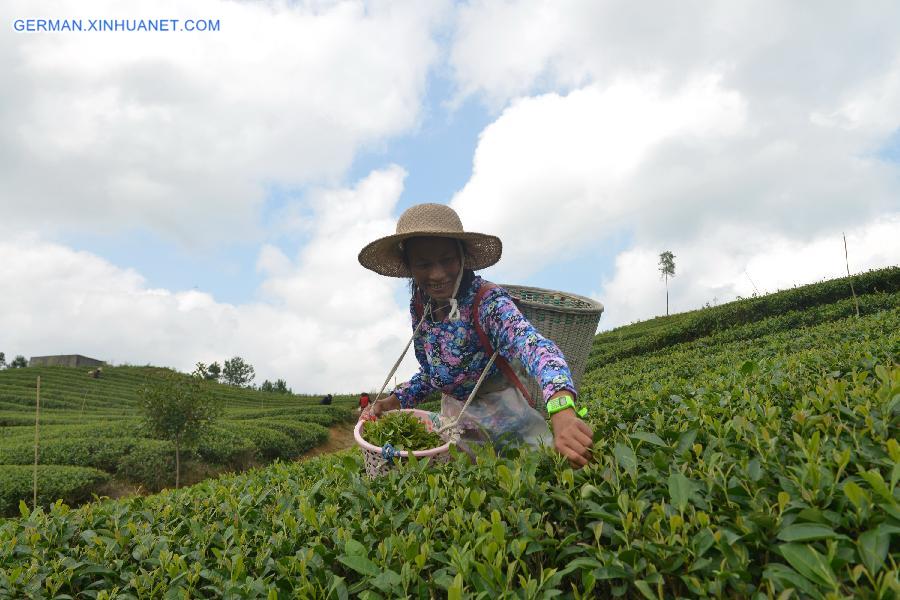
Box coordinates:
[363,411,444,451]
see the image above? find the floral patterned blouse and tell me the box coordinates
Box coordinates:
[393,275,576,408]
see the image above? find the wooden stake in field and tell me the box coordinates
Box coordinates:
[33,375,41,511]
[843,233,860,318]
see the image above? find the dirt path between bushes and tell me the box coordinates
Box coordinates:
[298,421,358,461]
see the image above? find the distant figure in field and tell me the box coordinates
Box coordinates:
[358,392,370,412]
[320,393,333,405]
[89,368,103,379]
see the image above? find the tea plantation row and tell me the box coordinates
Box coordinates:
[588,266,899,367]
[1,285,897,597]
[0,367,356,514]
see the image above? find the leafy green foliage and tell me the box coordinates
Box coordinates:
[222,355,256,387]
[139,373,225,488]
[114,439,177,489]
[0,465,108,514]
[260,378,291,394]
[194,424,257,467]
[0,270,897,597]
[140,373,223,445]
[362,412,444,451]
[207,361,222,381]
[589,266,900,368]
[0,366,348,513]
[0,436,172,476]
[228,405,352,425]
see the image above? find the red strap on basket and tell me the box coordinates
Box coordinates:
[414,282,535,408]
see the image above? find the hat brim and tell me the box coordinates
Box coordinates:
[358,231,502,277]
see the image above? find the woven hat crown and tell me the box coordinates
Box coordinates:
[358,202,502,277]
[396,203,463,235]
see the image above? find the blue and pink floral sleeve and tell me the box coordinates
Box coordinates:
[477,287,577,403]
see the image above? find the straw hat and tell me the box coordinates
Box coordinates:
[358,203,502,277]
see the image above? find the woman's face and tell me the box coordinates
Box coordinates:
[405,237,461,300]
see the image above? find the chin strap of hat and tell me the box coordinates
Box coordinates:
[447,240,465,322]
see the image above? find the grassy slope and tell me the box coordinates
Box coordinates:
[1,269,898,598]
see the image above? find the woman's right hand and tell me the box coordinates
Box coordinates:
[360,394,401,420]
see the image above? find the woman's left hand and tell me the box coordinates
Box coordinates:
[550,409,593,469]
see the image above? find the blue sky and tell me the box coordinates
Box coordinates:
[56,69,505,305]
[54,65,627,305]
[2,0,898,392]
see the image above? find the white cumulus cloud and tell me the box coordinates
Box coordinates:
[0,167,425,393]
[446,1,900,329]
[0,0,446,244]
[593,214,900,330]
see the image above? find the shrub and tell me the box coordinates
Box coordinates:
[229,405,353,425]
[139,372,223,488]
[114,439,176,490]
[0,437,136,472]
[0,465,109,517]
[253,419,329,455]
[229,422,295,461]
[194,425,256,468]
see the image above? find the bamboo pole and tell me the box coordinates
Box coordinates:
[33,375,41,510]
[844,233,860,318]
[744,270,760,296]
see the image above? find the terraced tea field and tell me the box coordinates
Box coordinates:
[1,267,898,598]
[0,367,356,515]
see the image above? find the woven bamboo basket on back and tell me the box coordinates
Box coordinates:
[501,285,604,411]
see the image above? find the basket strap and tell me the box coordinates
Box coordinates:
[414,281,536,409]
[374,299,431,405]
[473,282,536,408]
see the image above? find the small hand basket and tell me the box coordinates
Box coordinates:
[353,409,456,478]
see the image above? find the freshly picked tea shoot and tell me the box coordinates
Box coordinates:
[363,411,444,451]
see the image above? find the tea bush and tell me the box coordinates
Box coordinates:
[1,273,896,597]
[0,366,349,512]
[0,465,109,515]
[194,424,256,467]
[229,405,354,425]
[253,419,331,455]
[113,439,178,490]
[589,266,900,367]
[218,420,329,461]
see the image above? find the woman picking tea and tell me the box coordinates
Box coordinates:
[358,203,592,468]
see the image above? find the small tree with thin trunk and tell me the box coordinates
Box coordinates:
[659,251,676,316]
[139,372,223,488]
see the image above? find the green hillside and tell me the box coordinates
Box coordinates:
[0,367,356,513]
[1,268,898,598]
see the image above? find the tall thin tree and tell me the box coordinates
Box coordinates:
[659,251,676,316]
